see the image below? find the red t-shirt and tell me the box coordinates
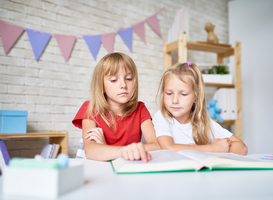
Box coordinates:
[72,101,151,146]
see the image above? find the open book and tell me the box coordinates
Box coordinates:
[111,150,273,174]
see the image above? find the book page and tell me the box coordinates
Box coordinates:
[178,150,273,168]
[177,150,218,165]
[112,150,201,173]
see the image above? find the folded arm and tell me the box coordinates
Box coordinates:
[82,119,150,162]
[158,135,248,155]
[229,135,248,155]
[157,136,217,152]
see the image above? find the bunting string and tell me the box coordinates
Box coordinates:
[0,8,164,62]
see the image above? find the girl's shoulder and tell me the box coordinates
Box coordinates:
[130,101,151,117]
[134,101,146,111]
[153,110,171,123]
[137,101,145,107]
[154,110,163,118]
[79,101,98,116]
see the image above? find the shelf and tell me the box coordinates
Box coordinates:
[205,82,235,88]
[187,42,234,55]
[165,40,234,57]
[213,119,235,126]
[0,131,68,154]
[164,33,242,139]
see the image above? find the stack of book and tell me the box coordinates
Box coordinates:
[167,8,189,43]
[40,143,60,159]
[213,88,237,120]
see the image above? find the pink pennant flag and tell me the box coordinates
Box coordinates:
[145,14,161,37]
[101,32,116,54]
[0,20,25,54]
[133,21,146,44]
[54,34,76,62]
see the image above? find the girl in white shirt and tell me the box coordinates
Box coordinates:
[153,62,248,155]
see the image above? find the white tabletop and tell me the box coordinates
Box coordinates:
[1,154,273,200]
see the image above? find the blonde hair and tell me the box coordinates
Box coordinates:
[87,52,139,130]
[157,62,213,145]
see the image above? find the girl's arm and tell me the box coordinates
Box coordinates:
[82,119,150,162]
[157,135,231,153]
[141,119,161,151]
[229,135,248,155]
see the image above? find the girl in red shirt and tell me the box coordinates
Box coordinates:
[72,52,160,162]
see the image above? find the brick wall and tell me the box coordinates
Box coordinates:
[0,0,229,158]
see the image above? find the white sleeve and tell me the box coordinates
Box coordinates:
[153,110,173,138]
[210,119,233,139]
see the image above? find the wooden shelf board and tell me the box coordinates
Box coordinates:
[213,119,235,126]
[165,40,234,55]
[205,82,235,88]
[187,42,234,54]
[0,132,67,139]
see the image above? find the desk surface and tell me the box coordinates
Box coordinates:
[1,154,273,200]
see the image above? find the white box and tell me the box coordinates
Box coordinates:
[2,159,84,199]
[202,74,233,84]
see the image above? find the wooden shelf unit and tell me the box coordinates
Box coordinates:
[164,33,242,139]
[0,130,68,154]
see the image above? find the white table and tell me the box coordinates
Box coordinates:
[1,154,273,200]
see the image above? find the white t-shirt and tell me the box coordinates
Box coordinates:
[153,110,233,144]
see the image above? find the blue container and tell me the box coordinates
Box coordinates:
[0,110,28,134]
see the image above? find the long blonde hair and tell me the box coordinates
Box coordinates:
[157,62,213,145]
[87,52,139,130]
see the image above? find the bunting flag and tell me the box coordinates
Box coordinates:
[0,8,164,62]
[101,32,116,54]
[83,35,102,61]
[118,27,133,52]
[25,28,51,61]
[54,34,76,62]
[133,21,146,44]
[146,14,161,36]
[0,20,25,54]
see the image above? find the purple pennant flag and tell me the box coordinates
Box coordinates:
[117,27,133,52]
[83,35,102,61]
[25,28,51,61]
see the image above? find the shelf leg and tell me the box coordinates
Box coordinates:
[178,33,187,63]
[164,41,172,71]
[234,42,242,140]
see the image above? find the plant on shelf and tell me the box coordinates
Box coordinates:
[201,65,230,75]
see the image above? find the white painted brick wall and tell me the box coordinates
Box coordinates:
[0,0,229,158]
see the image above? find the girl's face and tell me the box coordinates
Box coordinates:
[103,67,134,112]
[163,75,195,124]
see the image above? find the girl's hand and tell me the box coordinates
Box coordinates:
[210,138,231,153]
[121,142,151,163]
[85,128,107,145]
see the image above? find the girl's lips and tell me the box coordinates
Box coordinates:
[171,107,181,110]
[118,92,128,95]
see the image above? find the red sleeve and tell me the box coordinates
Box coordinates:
[139,102,152,124]
[72,101,90,129]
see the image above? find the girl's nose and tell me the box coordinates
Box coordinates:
[172,95,179,104]
[120,79,127,89]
